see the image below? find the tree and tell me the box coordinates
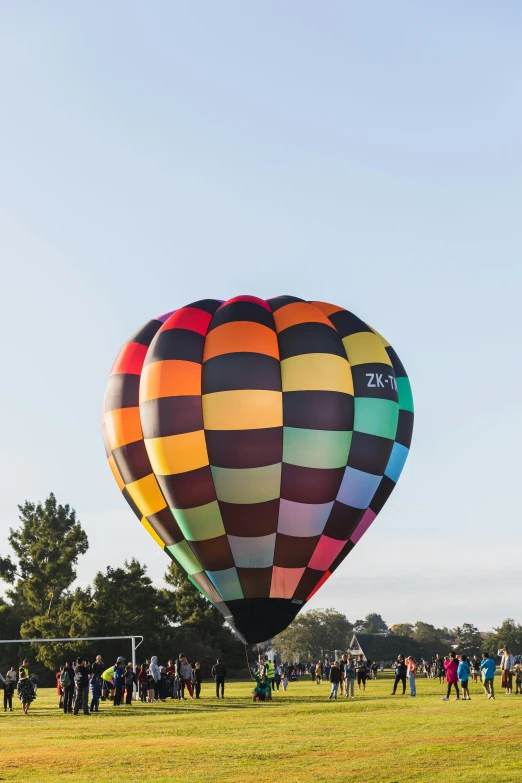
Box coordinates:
[362,613,388,634]
[4,494,88,615]
[451,623,483,656]
[488,618,522,655]
[390,623,415,637]
[273,609,352,661]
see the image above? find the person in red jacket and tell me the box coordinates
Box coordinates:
[442,652,460,701]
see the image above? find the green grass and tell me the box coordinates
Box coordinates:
[2,674,521,782]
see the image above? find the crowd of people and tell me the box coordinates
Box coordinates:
[1,653,228,715]
[2,646,519,713]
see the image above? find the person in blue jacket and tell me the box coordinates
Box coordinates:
[458,655,471,700]
[89,675,102,712]
[480,652,496,699]
[113,660,126,707]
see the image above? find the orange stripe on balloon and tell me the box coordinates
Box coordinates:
[203,321,279,361]
[273,302,336,333]
[104,407,143,450]
[140,360,202,401]
[309,301,344,317]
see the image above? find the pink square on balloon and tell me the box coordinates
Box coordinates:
[308,536,347,571]
[350,509,376,544]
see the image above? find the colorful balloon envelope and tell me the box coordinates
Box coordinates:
[103,296,413,643]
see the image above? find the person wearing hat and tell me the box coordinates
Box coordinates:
[17,667,35,714]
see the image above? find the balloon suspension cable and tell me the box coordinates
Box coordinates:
[244,644,255,680]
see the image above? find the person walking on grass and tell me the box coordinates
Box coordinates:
[315,661,322,684]
[458,655,471,700]
[480,652,496,699]
[406,656,417,697]
[501,647,514,695]
[344,655,356,698]
[17,668,35,715]
[328,661,341,699]
[211,658,227,698]
[392,655,407,695]
[442,651,460,701]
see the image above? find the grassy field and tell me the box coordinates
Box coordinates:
[2,673,521,782]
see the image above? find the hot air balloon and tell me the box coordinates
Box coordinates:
[102,295,413,644]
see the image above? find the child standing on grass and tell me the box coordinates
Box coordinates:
[442,652,460,701]
[3,676,14,712]
[458,655,471,700]
[281,669,288,692]
[328,661,341,699]
[344,656,356,698]
[315,661,322,684]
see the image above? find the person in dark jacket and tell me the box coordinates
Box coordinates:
[193,662,202,699]
[91,655,104,681]
[61,661,75,713]
[158,667,168,702]
[328,661,341,699]
[211,658,227,698]
[391,655,407,695]
[124,663,137,705]
[3,677,15,711]
[73,657,91,715]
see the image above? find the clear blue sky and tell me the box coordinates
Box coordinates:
[1,1,520,631]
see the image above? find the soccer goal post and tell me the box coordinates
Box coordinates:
[0,635,144,670]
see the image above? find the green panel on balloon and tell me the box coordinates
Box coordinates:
[172,501,225,541]
[396,377,414,412]
[210,463,282,504]
[167,540,203,576]
[282,427,352,469]
[353,397,399,440]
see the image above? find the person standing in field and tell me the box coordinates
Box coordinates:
[61,661,75,713]
[480,652,496,699]
[3,675,14,712]
[435,654,445,684]
[442,652,460,701]
[193,662,202,699]
[281,668,289,692]
[355,655,368,691]
[514,663,522,695]
[328,661,341,699]
[124,663,137,705]
[338,654,348,694]
[406,656,417,697]
[500,647,514,695]
[371,661,378,680]
[458,655,471,700]
[391,655,407,695]
[315,661,322,684]
[471,655,481,683]
[112,659,125,707]
[211,658,227,698]
[344,655,356,698]
[17,668,35,715]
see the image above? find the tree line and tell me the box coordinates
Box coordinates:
[273,609,522,662]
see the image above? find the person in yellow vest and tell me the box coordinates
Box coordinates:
[263,657,275,692]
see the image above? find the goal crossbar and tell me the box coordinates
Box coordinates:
[0,635,144,669]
